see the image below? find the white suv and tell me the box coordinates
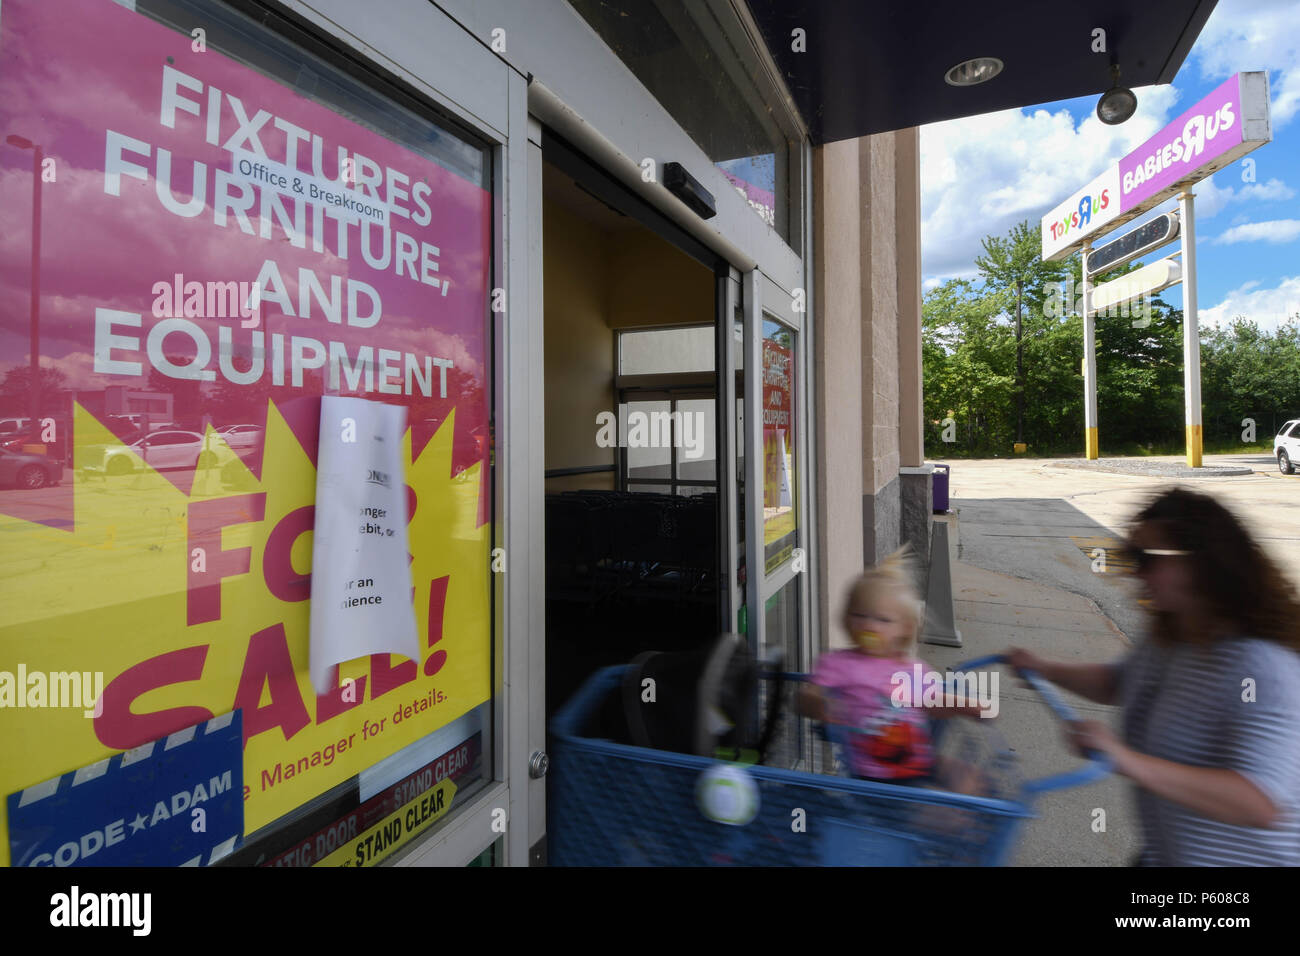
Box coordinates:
[1275,420,1300,474]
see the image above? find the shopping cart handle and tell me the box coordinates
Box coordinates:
[955,654,1113,794]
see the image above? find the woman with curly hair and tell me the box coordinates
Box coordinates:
[1007,487,1300,865]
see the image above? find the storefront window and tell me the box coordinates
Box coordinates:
[675,398,716,492]
[568,0,797,243]
[622,399,672,484]
[1,0,492,867]
[619,327,713,376]
[762,317,796,572]
[618,395,717,497]
[616,327,717,497]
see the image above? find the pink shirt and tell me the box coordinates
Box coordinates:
[810,650,933,780]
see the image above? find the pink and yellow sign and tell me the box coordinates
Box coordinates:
[1042,72,1271,261]
[1118,72,1251,212]
[0,0,492,863]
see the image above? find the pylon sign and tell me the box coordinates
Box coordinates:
[1041,72,1272,468]
[1043,72,1272,261]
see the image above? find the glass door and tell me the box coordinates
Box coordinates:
[736,270,813,768]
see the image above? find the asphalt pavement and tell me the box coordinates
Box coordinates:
[946,453,1300,646]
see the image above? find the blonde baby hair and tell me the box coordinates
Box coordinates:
[840,547,924,653]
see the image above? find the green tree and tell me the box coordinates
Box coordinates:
[0,364,69,419]
[1201,316,1300,443]
[974,220,1070,444]
[923,277,1016,453]
[923,222,1300,458]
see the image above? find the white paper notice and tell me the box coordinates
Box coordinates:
[309,396,420,696]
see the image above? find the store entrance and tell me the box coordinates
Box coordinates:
[540,138,729,721]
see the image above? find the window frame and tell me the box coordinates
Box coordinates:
[614,387,719,496]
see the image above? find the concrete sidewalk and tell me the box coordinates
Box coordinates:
[920,560,1138,866]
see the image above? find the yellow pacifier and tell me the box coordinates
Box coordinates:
[854,629,888,654]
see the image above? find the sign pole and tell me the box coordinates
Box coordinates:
[1081,241,1099,459]
[1178,189,1202,467]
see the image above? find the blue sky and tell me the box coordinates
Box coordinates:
[920,0,1300,331]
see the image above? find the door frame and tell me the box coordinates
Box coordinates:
[271,0,537,868]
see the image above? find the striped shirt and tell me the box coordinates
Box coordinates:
[1114,635,1300,866]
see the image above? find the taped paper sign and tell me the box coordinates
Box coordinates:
[310,397,421,695]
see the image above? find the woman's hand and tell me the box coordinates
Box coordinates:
[1004,650,1120,706]
[1067,720,1132,772]
[1006,647,1049,677]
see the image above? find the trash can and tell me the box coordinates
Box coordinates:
[931,463,950,513]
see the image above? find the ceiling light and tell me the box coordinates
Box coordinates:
[1097,64,1138,125]
[944,57,1003,87]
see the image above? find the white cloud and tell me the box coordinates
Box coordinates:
[1192,0,1300,129]
[1213,219,1300,244]
[1200,275,1300,331]
[1188,170,1296,219]
[1240,178,1297,201]
[1191,173,1243,219]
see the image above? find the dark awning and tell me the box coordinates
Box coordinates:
[746,0,1219,143]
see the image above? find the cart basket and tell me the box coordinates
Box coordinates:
[549,656,1109,866]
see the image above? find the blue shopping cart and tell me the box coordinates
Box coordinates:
[549,655,1110,866]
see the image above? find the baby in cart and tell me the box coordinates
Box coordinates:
[797,551,989,793]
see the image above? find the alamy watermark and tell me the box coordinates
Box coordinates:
[152,272,262,328]
[890,663,999,718]
[595,408,706,460]
[50,886,151,936]
[0,665,104,718]
[1044,277,1155,329]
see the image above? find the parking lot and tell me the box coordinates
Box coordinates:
[946,453,1300,642]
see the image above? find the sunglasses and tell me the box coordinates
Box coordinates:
[1122,547,1192,571]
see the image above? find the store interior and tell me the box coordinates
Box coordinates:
[540,156,725,719]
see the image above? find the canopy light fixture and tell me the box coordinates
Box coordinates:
[944,57,1003,87]
[1097,64,1138,125]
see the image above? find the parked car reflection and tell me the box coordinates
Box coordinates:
[88,429,216,475]
[0,446,61,489]
[216,423,265,451]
